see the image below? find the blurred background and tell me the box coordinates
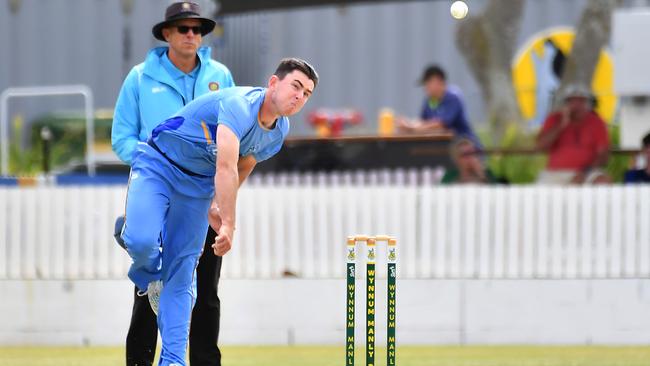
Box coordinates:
[0,0,648,180]
[1,0,650,365]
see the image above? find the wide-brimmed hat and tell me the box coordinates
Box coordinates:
[152,2,216,42]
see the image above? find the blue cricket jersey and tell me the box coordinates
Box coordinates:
[150,87,289,176]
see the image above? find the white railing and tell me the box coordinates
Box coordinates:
[1,179,649,280]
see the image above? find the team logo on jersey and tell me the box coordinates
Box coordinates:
[206,143,217,156]
[246,145,260,155]
[209,82,220,91]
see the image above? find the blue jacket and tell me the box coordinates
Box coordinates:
[112,46,235,164]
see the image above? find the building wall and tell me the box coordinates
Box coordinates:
[219,0,590,135]
[0,0,592,137]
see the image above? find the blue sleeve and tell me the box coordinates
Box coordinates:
[217,96,254,141]
[111,68,141,165]
[419,99,429,120]
[623,170,637,184]
[209,60,236,88]
[437,94,463,128]
[223,68,236,88]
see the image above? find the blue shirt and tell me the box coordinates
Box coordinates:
[420,89,480,147]
[112,46,235,164]
[151,87,289,176]
[624,169,650,183]
[160,51,198,102]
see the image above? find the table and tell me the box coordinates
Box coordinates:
[253,132,454,173]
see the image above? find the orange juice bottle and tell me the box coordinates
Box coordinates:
[378,108,395,136]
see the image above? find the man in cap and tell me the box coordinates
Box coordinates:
[112,2,234,365]
[536,84,611,184]
[397,64,481,148]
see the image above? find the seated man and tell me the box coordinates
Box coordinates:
[624,132,650,183]
[397,64,481,148]
[441,137,499,184]
[536,84,611,184]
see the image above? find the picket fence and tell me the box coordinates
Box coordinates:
[1,171,648,280]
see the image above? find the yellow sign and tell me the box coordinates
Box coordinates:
[512,27,617,126]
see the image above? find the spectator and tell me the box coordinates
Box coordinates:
[441,137,499,184]
[397,64,481,148]
[624,132,650,183]
[536,84,611,184]
[111,2,235,365]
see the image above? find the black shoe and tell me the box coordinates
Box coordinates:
[113,215,127,250]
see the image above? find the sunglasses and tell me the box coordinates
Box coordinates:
[176,25,202,35]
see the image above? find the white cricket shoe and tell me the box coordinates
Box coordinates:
[147,280,163,315]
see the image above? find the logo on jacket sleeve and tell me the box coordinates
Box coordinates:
[151,86,167,94]
[208,82,220,91]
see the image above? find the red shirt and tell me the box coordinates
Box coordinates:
[541,111,609,170]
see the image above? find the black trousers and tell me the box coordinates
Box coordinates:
[126,226,222,366]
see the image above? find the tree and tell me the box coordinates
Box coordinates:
[554,0,622,108]
[455,0,525,146]
[455,0,621,146]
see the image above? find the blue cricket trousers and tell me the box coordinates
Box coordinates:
[123,142,213,366]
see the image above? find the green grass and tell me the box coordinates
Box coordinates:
[1,345,650,366]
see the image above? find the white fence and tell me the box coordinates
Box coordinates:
[1,178,649,280]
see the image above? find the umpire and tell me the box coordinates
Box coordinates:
[111,2,234,365]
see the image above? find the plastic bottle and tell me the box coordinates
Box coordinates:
[378,108,395,136]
